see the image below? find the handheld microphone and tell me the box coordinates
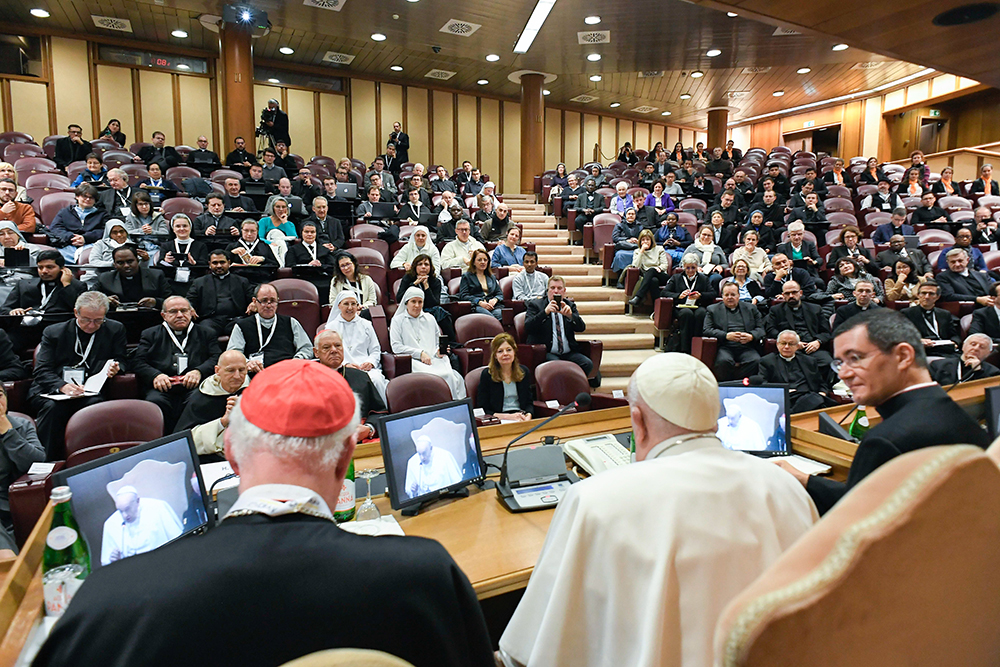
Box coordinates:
[498,392,591,488]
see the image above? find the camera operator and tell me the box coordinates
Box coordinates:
[258,99,290,148]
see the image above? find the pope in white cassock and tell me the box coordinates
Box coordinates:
[100,486,184,566]
[716,403,768,451]
[403,435,462,499]
[498,353,818,667]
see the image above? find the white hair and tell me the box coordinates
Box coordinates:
[965,333,993,348]
[777,329,800,342]
[226,397,360,469]
[75,291,110,313]
[787,221,805,233]
[107,168,127,181]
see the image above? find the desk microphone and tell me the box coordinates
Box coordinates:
[498,392,591,488]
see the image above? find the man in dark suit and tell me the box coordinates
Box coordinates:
[832,280,882,331]
[302,197,345,251]
[968,282,1000,343]
[774,222,822,279]
[97,169,135,217]
[1,250,85,315]
[935,227,988,272]
[821,158,854,188]
[186,250,254,338]
[95,246,172,310]
[187,135,221,178]
[936,248,994,306]
[871,209,914,244]
[703,282,765,381]
[224,136,258,177]
[194,194,240,237]
[759,330,835,413]
[130,296,221,431]
[388,121,410,164]
[661,256,717,353]
[53,124,92,170]
[875,234,933,278]
[902,281,961,355]
[525,276,593,377]
[222,177,257,213]
[765,280,832,368]
[762,253,817,299]
[378,142,403,181]
[929,333,999,385]
[137,131,181,171]
[573,178,605,235]
[706,190,742,226]
[786,192,827,227]
[28,291,127,459]
[775,309,990,515]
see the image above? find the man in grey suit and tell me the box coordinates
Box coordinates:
[703,282,765,381]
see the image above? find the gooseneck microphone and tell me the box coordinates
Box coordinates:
[497,392,591,488]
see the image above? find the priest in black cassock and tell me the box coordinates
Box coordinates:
[94,246,172,310]
[0,249,85,316]
[186,250,255,338]
[759,330,835,413]
[313,329,385,441]
[226,220,279,267]
[130,296,221,431]
[33,359,494,667]
[775,309,989,515]
[285,221,336,304]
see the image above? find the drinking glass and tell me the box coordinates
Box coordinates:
[355,469,381,522]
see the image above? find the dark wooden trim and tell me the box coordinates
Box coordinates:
[209,58,221,155]
[401,86,408,131]
[172,74,183,144]
[427,90,434,166]
[476,96,482,170]
[374,81,382,151]
[88,43,101,137]
[3,24,217,59]
[344,78,353,159]
[314,91,322,160]
[131,68,142,142]
[498,101,504,192]
[0,72,51,85]
[1,81,13,133]
[452,92,459,169]
[42,37,57,136]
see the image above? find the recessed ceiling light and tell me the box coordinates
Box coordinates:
[680,93,691,100]
[268,78,280,84]
[587,53,602,62]
[390,65,403,72]
[171,29,188,38]
[690,70,704,78]
[797,67,812,74]
[371,33,387,41]
[589,74,602,82]
[661,111,671,116]
[543,89,551,96]
[773,90,785,97]
[477,79,489,85]
[279,46,294,55]
[610,102,621,108]
[584,15,601,25]
[832,43,849,51]
[176,63,190,70]
[727,12,738,17]
[486,54,500,62]
[30,8,50,17]
[706,49,721,57]
[407,0,419,3]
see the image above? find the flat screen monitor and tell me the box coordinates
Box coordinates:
[53,431,213,570]
[717,383,791,456]
[377,398,485,510]
[985,386,1000,440]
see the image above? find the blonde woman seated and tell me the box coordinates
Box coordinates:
[627,229,671,307]
[478,333,534,421]
[389,225,441,272]
[390,287,467,400]
[325,290,388,402]
[681,225,729,289]
[731,229,771,281]
[258,197,297,267]
[720,259,765,306]
[884,257,925,302]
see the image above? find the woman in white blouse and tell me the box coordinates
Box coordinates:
[730,229,771,281]
[390,287,467,400]
[325,290,388,401]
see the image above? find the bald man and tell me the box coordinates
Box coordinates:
[173,350,249,461]
[498,353,816,667]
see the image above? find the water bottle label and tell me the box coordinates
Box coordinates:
[46,526,78,551]
[43,564,85,617]
[335,479,355,513]
[858,416,869,427]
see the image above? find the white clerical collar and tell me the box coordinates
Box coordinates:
[646,433,721,460]
[224,483,333,521]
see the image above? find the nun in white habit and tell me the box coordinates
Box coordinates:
[389,225,442,272]
[325,290,388,402]
[390,286,466,400]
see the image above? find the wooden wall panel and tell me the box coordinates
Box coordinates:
[8,81,49,146]
[50,37,92,134]
[582,114,599,163]
[634,122,649,153]
[862,97,881,158]
[456,94,477,168]
[502,101,521,193]
[750,119,781,151]
[479,97,500,187]
[350,79,377,162]
[680,129,694,148]
[139,70,175,144]
[939,89,1000,151]
[665,126,679,151]
[619,120,633,151]
[431,90,454,168]
[780,106,843,135]
[404,87,427,165]
[730,125,751,152]
[564,111,581,169]
[599,117,616,161]
[319,93,348,160]
[380,84,403,152]
[178,75,212,148]
[285,88,315,160]
[95,65,134,145]
[544,108,562,168]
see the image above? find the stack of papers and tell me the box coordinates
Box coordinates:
[338,515,405,537]
[41,360,114,400]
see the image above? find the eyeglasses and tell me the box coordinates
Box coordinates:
[77,316,104,326]
[830,350,879,373]
[165,308,191,315]
[256,298,279,305]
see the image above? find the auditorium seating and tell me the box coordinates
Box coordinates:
[385,373,452,413]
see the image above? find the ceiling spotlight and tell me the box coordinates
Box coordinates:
[543,89,551,96]
[727,11,738,17]
[390,65,403,72]
[797,67,811,74]
[171,29,188,38]
[661,111,671,116]
[680,93,691,100]
[690,70,704,78]
[279,46,294,55]
[30,8,50,17]
[477,79,489,85]
[371,33,387,41]
[176,64,190,70]
[240,9,252,21]
[706,49,721,57]
[610,102,621,108]
[773,90,785,97]
[587,53,602,62]
[407,0,419,2]
[486,54,500,62]
[584,15,601,24]
[589,74,602,82]
[832,43,849,51]
[268,78,280,84]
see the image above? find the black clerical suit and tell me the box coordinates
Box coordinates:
[0,276,85,315]
[158,239,209,297]
[32,512,494,667]
[222,192,258,213]
[130,322,221,430]
[29,318,128,459]
[98,186,135,216]
[574,191,606,232]
[193,212,240,237]
[54,137,92,170]
[903,305,961,355]
[339,365,386,420]
[805,384,990,515]
[286,241,336,303]
[661,272,716,353]
[875,247,932,276]
[759,352,835,413]
[929,358,1000,385]
[703,301,765,381]
[137,145,181,171]
[95,267,172,309]
[765,300,833,367]
[226,239,278,267]
[524,296,593,376]
[936,269,993,304]
[225,148,258,176]
[762,268,817,299]
[303,216,346,250]
[187,149,221,178]
[969,306,1000,344]
[831,302,881,332]
[0,329,28,382]
[186,271,254,338]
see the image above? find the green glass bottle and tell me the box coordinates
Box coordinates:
[42,486,91,617]
[333,459,356,523]
[848,406,870,440]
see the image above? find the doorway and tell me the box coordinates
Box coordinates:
[812,126,840,156]
[919,118,947,155]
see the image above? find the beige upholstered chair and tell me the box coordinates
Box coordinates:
[714,444,1000,667]
[279,648,415,667]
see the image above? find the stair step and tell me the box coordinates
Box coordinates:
[568,286,625,302]
[542,264,601,276]
[519,221,557,229]
[594,376,631,394]
[534,245,582,255]
[599,349,660,376]
[588,332,657,349]
[561,275,603,287]
[576,301,626,315]
[523,229,568,238]
[583,315,656,335]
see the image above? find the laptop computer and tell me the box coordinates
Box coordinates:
[191,152,216,165]
[2,248,30,268]
[336,182,358,200]
[243,181,269,196]
[371,202,397,219]
[902,235,921,249]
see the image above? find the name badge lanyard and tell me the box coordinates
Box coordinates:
[241,239,259,254]
[305,244,317,262]
[163,322,191,352]
[924,312,940,338]
[74,330,96,369]
[255,314,277,354]
[39,282,55,310]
